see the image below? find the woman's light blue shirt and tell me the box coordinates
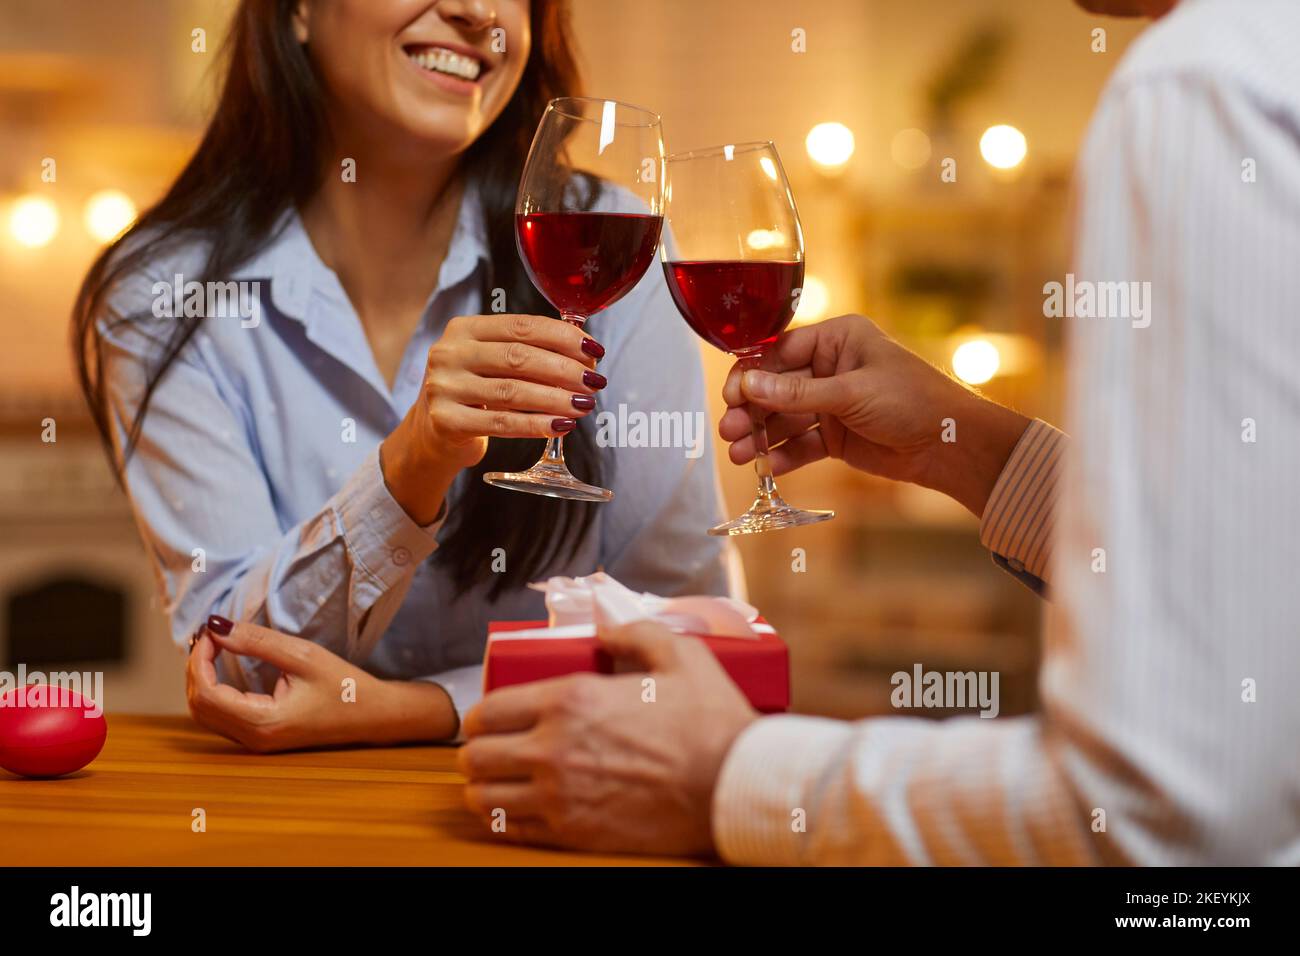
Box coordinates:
[98,183,735,717]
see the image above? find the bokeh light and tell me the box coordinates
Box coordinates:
[890,128,932,170]
[979,124,1027,170]
[792,274,829,325]
[745,228,784,251]
[952,338,1001,385]
[8,194,60,248]
[84,189,137,243]
[805,122,855,172]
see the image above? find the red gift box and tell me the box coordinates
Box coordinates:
[484,619,789,713]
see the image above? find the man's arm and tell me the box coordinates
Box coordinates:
[719,320,1065,595]
[711,424,1072,862]
[713,713,1095,865]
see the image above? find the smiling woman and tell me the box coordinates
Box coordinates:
[294,0,526,157]
[68,0,732,753]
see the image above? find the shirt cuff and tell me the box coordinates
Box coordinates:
[979,419,1066,589]
[333,447,445,599]
[712,715,855,866]
[415,665,483,743]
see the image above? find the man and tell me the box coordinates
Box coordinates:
[459,0,1300,864]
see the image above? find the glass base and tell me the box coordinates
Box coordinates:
[709,492,834,536]
[483,461,614,502]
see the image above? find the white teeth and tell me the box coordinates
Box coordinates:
[406,47,481,81]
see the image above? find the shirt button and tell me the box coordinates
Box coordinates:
[393,546,411,566]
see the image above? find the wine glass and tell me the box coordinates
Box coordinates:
[484,96,665,502]
[660,141,835,535]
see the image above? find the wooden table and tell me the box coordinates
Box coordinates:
[0,715,693,866]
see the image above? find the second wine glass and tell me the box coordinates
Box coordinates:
[483,96,664,502]
[660,141,835,535]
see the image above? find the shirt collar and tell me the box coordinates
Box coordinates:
[236,176,491,326]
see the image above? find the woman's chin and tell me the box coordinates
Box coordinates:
[378,102,489,161]
[400,121,487,160]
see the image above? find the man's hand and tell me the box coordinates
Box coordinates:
[458,621,758,857]
[187,618,457,752]
[719,314,1031,517]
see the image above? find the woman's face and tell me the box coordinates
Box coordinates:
[294,0,530,158]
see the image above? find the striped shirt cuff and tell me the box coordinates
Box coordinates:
[979,419,1067,590]
[712,715,855,866]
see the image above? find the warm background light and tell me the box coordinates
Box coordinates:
[952,338,1001,384]
[793,274,829,325]
[84,189,137,243]
[8,194,60,248]
[890,127,932,170]
[805,122,855,172]
[745,228,784,251]
[979,124,1028,170]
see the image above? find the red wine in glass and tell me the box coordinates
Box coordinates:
[484,97,665,503]
[660,141,834,535]
[662,259,804,354]
[517,212,662,317]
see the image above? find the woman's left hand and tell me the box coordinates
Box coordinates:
[186,618,457,752]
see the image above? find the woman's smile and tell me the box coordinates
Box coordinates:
[404,42,486,81]
[286,0,529,153]
[402,40,490,96]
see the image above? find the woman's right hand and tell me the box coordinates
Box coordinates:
[381,313,606,523]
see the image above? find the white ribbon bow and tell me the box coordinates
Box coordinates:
[522,572,764,640]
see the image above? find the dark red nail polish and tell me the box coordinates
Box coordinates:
[581,337,605,359]
[583,370,607,390]
[571,394,596,411]
[551,417,577,434]
[206,614,234,636]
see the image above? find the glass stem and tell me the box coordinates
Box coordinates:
[541,312,588,467]
[540,435,567,466]
[740,353,779,505]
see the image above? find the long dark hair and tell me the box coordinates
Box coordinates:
[72,0,600,601]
